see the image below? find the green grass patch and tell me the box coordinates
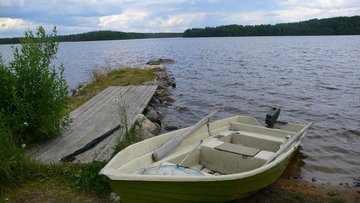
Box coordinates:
[1,159,111,201]
[65,67,158,115]
[114,128,144,155]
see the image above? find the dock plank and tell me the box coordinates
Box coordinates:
[28,85,157,163]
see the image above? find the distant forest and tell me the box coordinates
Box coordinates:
[0,31,182,44]
[0,16,359,44]
[183,16,360,37]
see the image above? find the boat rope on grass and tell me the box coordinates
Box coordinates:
[60,124,122,162]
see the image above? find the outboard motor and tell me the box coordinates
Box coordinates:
[265,107,281,128]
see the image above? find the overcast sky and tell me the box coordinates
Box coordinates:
[0,0,359,37]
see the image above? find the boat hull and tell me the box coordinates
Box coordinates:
[108,152,294,203]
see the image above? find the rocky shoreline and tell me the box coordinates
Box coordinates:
[135,58,180,138]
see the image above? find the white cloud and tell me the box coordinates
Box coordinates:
[273,7,323,22]
[280,0,355,9]
[0,18,36,32]
[98,10,149,30]
[275,0,360,22]
[148,13,206,31]
[223,11,269,25]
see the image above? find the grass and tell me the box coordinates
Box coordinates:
[65,67,158,115]
[114,128,144,155]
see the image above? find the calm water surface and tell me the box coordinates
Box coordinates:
[1,36,359,187]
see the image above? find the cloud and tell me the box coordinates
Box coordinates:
[275,0,360,22]
[98,10,149,30]
[280,0,355,9]
[223,11,270,25]
[0,18,36,32]
[148,13,206,31]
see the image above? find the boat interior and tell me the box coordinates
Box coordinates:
[117,116,305,177]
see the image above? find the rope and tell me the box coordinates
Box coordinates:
[177,140,203,167]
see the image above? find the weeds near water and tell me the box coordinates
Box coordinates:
[115,98,129,134]
[113,98,144,154]
[114,128,143,155]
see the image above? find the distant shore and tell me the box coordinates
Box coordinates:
[1,15,359,44]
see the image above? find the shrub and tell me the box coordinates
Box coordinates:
[0,26,69,144]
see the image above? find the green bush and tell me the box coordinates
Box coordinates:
[0,26,69,144]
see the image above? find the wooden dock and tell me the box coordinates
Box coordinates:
[28,85,158,163]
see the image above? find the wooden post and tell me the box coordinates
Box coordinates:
[264,121,313,165]
[152,110,218,162]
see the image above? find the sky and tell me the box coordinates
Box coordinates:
[0,0,359,37]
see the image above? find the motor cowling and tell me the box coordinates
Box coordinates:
[265,107,281,128]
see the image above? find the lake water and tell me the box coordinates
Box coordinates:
[1,36,359,188]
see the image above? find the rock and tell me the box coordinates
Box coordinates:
[148,64,166,70]
[110,192,120,202]
[164,125,181,132]
[156,89,170,97]
[147,58,175,65]
[175,106,188,112]
[145,106,160,123]
[138,127,155,139]
[70,89,79,96]
[157,111,165,120]
[136,114,160,135]
[158,96,175,104]
[154,122,161,132]
[311,177,317,182]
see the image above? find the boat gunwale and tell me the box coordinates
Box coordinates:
[101,144,298,182]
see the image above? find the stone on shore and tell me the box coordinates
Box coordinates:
[147,58,175,65]
[145,106,161,124]
[136,114,160,135]
[156,89,170,97]
[164,124,181,132]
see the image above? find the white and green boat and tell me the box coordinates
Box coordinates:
[100,110,312,202]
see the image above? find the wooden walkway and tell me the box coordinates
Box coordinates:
[28,85,158,163]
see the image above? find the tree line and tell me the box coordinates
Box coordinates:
[0,31,182,44]
[0,16,359,44]
[183,16,360,37]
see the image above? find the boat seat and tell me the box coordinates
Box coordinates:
[215,142,260,157]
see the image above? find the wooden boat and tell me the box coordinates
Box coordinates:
[100,111,312,202]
